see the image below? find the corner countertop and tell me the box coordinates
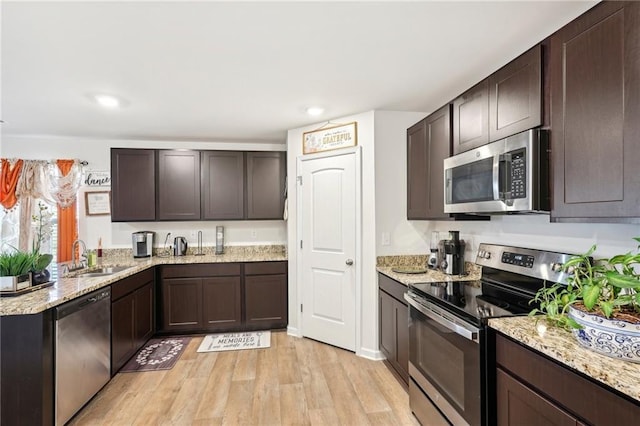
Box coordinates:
[489,316,640,403]
[377,262,481,286]
[0,246,287,316]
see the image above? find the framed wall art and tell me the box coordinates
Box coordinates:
[302,121,358,154]
[85,191,111,216]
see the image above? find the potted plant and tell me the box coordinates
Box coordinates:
[0,248,39,292]
[30,202,54,285]
[530,237,640,362]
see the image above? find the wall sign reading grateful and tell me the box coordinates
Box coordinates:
[302,121,358,154]
[84,170,111,187]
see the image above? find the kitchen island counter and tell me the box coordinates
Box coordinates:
[489,315,640,404]
[0,245,286,316]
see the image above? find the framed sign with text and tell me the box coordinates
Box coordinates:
[84,170,111,187]
[302,122,358,154]
[85,191,111,216]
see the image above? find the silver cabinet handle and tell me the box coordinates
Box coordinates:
[346,259,354,266]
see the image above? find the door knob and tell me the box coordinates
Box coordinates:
[346,259,354,266]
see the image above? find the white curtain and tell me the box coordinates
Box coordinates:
[15,160,55,252]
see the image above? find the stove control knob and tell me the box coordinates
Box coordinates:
[566,265,576,275]
[478,250,485,258]
[483,251,491,259]
[550,262,563,272]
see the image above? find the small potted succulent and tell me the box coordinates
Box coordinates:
[0,248,39,292]
[530,237,640,362]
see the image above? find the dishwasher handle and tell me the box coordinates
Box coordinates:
[55,288,111,320]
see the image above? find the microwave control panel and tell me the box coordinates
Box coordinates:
[509,149,526,198]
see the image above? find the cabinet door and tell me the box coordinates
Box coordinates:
[453,79,489,154]
[395,298,409,384]
[201,151,244,220]
[497,369,577,426]
[406,119,428,219]
[110,149,156,222]
[489,45,542,141]
[157,150,201,220]
[551,2,640,221]
[202,276,242,331]
[111,294,135,373]
[161,278,202,331]
[379,289,397,364]
[134,282,154,350]
[244,274,287,329]
[246,151,286,219]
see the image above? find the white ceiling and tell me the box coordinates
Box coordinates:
[1,1,597,143]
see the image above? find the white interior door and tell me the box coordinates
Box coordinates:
[299,150,357,352]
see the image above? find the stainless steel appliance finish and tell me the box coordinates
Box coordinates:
[132,231,154,258]
[215,226,225,255]
[440,231,466,275]
[173,236,188,256]
[444,129,549,214]
[406,243,574,426]
[55,288,111,426]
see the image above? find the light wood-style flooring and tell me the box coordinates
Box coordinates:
[70,331,419,425]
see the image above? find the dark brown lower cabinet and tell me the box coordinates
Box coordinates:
[494,331,640,425]
[378,273,409,385]
[111,269,155,373]
[245,261,288,329]
[159,262,286,333]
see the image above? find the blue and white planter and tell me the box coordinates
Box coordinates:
[568,305,640,363]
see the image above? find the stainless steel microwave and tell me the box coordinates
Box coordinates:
[444,129,549,214]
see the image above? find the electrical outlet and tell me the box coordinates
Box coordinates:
[189,230,196,239]
[381,232,391,246]
[251,230,257,239]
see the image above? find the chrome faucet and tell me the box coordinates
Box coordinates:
[69,239,88,272]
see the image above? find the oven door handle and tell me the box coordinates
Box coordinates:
[405,293,480,344]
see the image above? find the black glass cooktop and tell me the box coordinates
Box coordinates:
[408,276,535,326]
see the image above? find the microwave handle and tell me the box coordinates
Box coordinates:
[492,155,500,201]
[499,153,513,204]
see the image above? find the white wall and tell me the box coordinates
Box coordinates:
[2,135,287,250]
[373,123,640,260]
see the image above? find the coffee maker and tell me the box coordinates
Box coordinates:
[439,231,466,275]
[132,231,154,258]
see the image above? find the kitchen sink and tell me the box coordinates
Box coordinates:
[75,266,131,278]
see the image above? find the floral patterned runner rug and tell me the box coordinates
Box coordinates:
[120,336,191,372]
[197,331,271,353]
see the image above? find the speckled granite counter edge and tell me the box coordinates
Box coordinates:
[0,246,287,316]
[377,261,481,285]
[489,316,640,403]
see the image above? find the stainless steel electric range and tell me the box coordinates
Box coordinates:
[405,243,574,425]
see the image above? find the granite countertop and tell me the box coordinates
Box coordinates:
[377,262,481,286]
[489,316,640,403]
[0,245,287,316]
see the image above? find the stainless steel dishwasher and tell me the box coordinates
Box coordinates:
[55,288,111,425]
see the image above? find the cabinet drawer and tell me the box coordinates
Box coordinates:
[244,261,287,276]
[161,263,241,278]
[378,273,407,304]
[111,268,154,301]
[495,333,640,424]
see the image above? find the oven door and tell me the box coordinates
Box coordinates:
[405,292,482,426]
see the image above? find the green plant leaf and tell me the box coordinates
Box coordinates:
[605,271,640,289]
[600,301,614,318]
[582,284,600,310]
[566,317,583,330]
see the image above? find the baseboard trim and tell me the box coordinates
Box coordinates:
[286,326,301,337]
[357,347,385,361]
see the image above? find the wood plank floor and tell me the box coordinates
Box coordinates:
[70,331,419,425]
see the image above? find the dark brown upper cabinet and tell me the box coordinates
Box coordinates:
[111,149,156,222]
[453,79,489,154]
[246,151,286,220]
[550,1,640,222]
[489,45,542,141]
[157,150,201,221]
[407,104,452,219]
[453,46,543,155]
[201,151,245,220]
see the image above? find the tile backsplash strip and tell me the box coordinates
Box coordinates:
[102,244,287,259]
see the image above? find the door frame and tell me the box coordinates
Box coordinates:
[296,146,363,354]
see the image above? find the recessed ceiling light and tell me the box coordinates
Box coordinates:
[306,106,324,116]
[94,94,121,108]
